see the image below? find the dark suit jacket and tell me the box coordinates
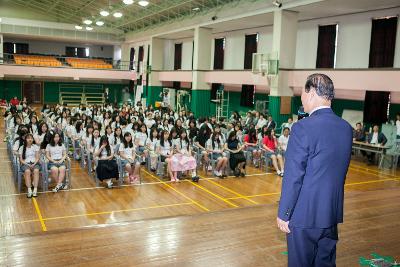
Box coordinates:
[278,108,353,228]
[267,120,276,130]
[367,132,387,145]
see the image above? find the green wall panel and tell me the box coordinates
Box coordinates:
[389,103,400,122]
[0,80,22,101]
[43,82,129,104]
[191,90,210,118]
[291,96,302,115]
[331,99,364,117]
[146,86,163,108]
[269,96,290,127]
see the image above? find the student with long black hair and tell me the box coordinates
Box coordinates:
[119,132,140,183]
[146,127,159,172]
[46,132,67,192]
[225,131,246,177]
[206,131,228,178]
[94,135,119,188]
[157,130,174,181]
[19,133,41,198]
[171,130,199,182]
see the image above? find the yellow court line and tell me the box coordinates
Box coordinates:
[187,180,239,208]
[345,178,400,186]
[348,166,400,181]
[0,218,40,225]
[227,192,280,200]
[350,164,400,178]
[42,202,193,221]
[32,198,47,232]
[201,176,259,205]
[143,170,209,212]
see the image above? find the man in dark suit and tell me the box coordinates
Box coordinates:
[277,73,353,267]
[266,115,276,130]
[366,124,387,165]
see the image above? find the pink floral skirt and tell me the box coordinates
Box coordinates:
[170,153,197,172]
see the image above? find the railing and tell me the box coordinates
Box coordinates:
[59,92,104,106]
[0,53,135,71]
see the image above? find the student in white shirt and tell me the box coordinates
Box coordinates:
[255,113,267,131]
[119,132,140,184]
[94,135,119,188]
[146,128,159,172]
[278,127,290,159]
[157,130,174,181]
[396,113,400,139]
[46,132,67,193]
[135,124,149,163]
[206,132,228,178]
[19,133,41,198]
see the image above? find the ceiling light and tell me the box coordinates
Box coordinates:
[96,21,104,26]
[192,7,200,11]
[83,19,92,25]
[75,25,83,30]
[86,26,93,31]
[123,0,134,4]
[100,10,109,16]
[138,1,149,7]
[113,12,123,18]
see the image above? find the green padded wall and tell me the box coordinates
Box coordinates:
[0,80,22,101]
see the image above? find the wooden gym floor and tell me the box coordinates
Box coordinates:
[1,118,400,266]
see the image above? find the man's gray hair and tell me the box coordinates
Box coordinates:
[305,73,334,101]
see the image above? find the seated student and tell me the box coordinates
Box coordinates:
[262,128,284,177]
[194,125,212,170]
[396,113,400,140]
[353,122,365,142]
[225,131,246,177]
[244,128,261,167]
[281,117,294,133]
[87,128,101,154]
[119,132,141,184]
[13,126,29,156]
[135,124,149,163]
[206,131,228,178]
[255,113,267,131]
[94,135,119,188]
[157,130,175,181]
[45,132,67,192]
[266,115,276,130]
[366,125,387,165]
[146,128,160,172]
[112,127,123,151]
[277,127,290,159]
[19,133,41,198]
[170,130,199,182]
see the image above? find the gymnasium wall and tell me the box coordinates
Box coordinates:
[295,7,400,69]
[0,80,129,104]
[4,38,114,59]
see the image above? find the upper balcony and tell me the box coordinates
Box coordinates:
[0,53,136,81]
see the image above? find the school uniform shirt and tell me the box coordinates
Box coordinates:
[146,138,159,152]
[278,135,289,151]
[89,137,101,150]
[30,124,38,135]
[144,118,156,129]
[19,144,39,163]
[107,134,115,145]
[119,143,135,160]
[176,139,190,154]
[256,118,266,129]
[158,140,172,156]
[135,132,148,147]
[206,138,224,152]
[103,118,112,127]
[46,144,66,160]
[96,145,114,160]
[13,140,22,152]
[262,136,276,151]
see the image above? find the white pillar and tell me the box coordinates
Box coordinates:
[149,37,164,87]
[192,26,212,90]
[270,10,298,96]
[0,34,3,64]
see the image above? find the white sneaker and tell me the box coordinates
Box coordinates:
[214,170,220,177]
[52,183,63,193]
[276,171,282,176]
[207,165,213,171]
[106,181,113,189]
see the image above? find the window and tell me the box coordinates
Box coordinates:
[129,47,135,70]
[316,24,338,68]
[214,38,225,70]
[65,46,86,57]
[210,83,222,101]
[137,46,144,72]
[240,84,255,107]
[244,34,258,69]
[369,16,398,68]
[174,43,182,70]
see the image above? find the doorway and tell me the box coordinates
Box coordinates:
[23,81,43,104]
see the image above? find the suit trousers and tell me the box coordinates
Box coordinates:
[287,225,338,267]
